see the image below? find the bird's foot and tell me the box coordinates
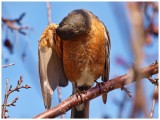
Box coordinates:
[75,83,84,103]
[94,80,104,93]
[75,90,83,102]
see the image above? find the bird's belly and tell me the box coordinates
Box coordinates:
[76,66,95,87]
[62,20,106,87]
[63,39,105,87]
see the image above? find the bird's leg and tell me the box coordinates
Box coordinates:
[94,80,103,93]
[75,83,83,102]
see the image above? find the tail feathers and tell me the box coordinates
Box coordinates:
[71,101,89,118]
[71,84,90,118]
[102,93,107,104]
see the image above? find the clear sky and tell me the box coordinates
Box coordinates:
[1,1,158,118]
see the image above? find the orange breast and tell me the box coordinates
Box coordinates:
[62,18,106,86]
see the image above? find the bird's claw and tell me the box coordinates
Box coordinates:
[95,80,104,93]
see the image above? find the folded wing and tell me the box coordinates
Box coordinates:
[102,23,111,104]
[38,24,68,109]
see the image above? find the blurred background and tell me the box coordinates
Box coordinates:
[1,2,158,118]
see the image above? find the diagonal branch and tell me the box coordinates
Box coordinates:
[33,62,158,118]
[2,63,15,68]
[2,13,31,35]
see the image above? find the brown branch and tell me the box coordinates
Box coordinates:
[2,13,31,35]
[5,97,18,107]
[33,62,158,118]
[127,2,148,118]
[149,74,158,118]
[144,2,158,45]
[150,85,158,118]
[1,76,31,118]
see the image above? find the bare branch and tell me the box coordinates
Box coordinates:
[33,62,158,118]
[6,97,18,107]
[149,74,158,118]
[2,63,15,68]
[2,13,31,35]
[150,85,158,118]
[127,2,147,118]
[1,76,31,118]
[1,79,9,118]
[46,1,52,25]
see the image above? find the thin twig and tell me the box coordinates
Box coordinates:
[46,1,52,25]
[33,62,158,118]
[1,79,9,118]
[1,76,31,118]
[5,97,18,107]
[2,16,30,35]
[149,73,158,118]
[2,63,15,68]
[2,13,33,35]
[150,85,158,118]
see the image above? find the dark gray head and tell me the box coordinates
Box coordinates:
[56,9,91,40]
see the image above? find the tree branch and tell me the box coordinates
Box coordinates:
[33,62,158,118]
[150,85,158,118]
[2,13,31,35]
[46,1,52,25]
[2,63,15,68]
[149,74,158,118]
[1,76,31,118]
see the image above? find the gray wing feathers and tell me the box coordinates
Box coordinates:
[38,43,68,109]
[102,23,110,83]
[38,24,68,109]
[39,47,55,109]
[102,23,110,104]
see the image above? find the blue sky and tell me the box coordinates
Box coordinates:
[1,2,158,118]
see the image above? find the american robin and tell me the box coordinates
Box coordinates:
[38,9,110,118]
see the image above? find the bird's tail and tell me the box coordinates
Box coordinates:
[71,101,89,118]
[71,84,90,118]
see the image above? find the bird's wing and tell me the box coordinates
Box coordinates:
[38,24,68,109]
[102,23,111,104]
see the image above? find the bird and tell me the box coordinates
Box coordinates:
[38,9,110,118]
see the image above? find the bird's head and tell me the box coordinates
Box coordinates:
[56,9,91,40]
